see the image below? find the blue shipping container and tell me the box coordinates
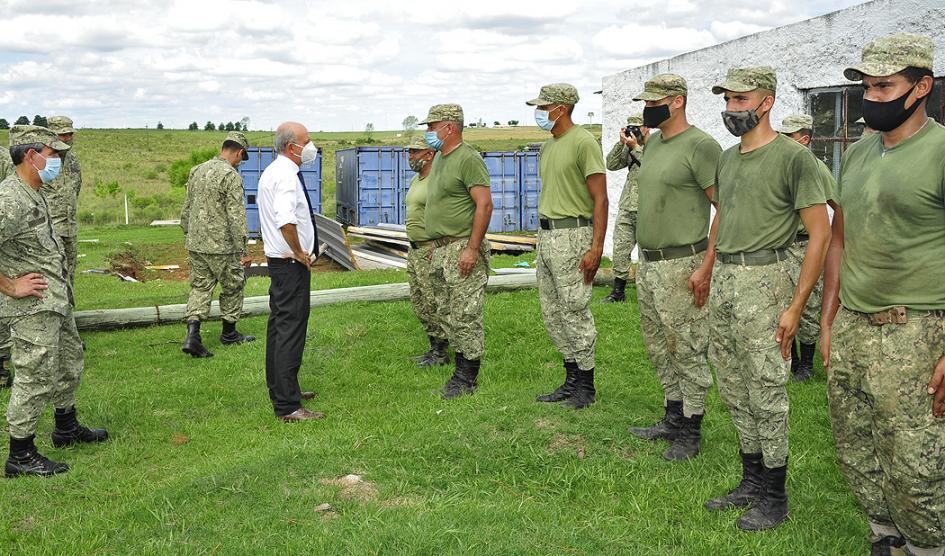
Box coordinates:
[241,147,322,239]
[336,147,401,227]
[482,152,520,232]
[517,151,542,231]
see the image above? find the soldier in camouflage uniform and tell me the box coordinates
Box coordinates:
[1,126,108,478]
[44,117,83,288]
[0,143,14,388]
[180,131,253,358]
[404,136,450,367]
[527,83,607,410]
[823,34,945,556]
[706,67,830,530]
[777,114,838,382]
[422,104,493,399]
[0,147,12,181]
[602,113,647,303]
[627,74,722,460]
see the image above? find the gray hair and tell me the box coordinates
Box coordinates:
[273,126,295,154]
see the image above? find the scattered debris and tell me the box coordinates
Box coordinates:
[314,503,333,513]
[247,239,258,245]
[107,247,147,281]
[77,239,100,243]
[315,214,360,271]
[82,269,109,274]
[145,265,181,271]
[513,261,531,268]
[150,219,181,226]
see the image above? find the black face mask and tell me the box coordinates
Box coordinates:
[643,104,671,128]
[861,85,922,132]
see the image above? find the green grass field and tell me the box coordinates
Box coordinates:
[0,224,871,554]
[0,126,586,226]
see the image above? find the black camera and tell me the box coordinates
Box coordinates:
[625,125,643,142]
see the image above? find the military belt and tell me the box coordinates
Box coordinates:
[539,216,592,230]
[431,236,468,248]
[847,306,945,326]
[795,233,810,243]
[640,238,709,262]
[717,248,789,266]
[409,240,436,249]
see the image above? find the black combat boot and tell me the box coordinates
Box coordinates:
[737,461,789,531]
[182,320,213,358]
[790,341,799,374]
[794,343,816,382]
[536,361,578,402]
[870,534,905,556]
[412,336,437,363]
[602,277,627,303]
[441,353,479,399]
[417,337,450,368]
[0,355,12,389]
[5,435,69,478]
[51,406,109,448]
[705,452,764,511]
[630,400,684,440]
[220,320,256,345]
[562,368,596,409]
[664,412,703,461]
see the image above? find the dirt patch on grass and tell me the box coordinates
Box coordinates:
[320,474,379,501]
[548,433,586,459]
[534,418,557,431]
[107,247,147,281]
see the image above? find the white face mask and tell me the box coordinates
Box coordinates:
[292,141,318,165]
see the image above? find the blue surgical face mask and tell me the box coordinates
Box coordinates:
[33,153,62,183]
[534,108,558,132]
[425,129,444,151]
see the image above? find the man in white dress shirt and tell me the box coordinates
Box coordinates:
[258,121,322,422]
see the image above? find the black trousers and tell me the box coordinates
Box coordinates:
[265,258,311,416]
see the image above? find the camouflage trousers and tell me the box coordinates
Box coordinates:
[407,244,447,340]
[3,309,84,438]
[430,239,490,360]
[788,240,823,345]
[536,227,596,371]
[828,307,945,549]
[185,251,246,322]
[612,210,637,281]
[637,253,712,417]
[62,235,78,291]
[709,260,795,468]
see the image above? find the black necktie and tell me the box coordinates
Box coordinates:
[297,171,319,257]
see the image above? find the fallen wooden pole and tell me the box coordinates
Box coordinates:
[73,269,617,332]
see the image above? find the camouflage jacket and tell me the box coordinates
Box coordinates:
[0,174,70,318]
[180,156,248,255]
[606,142,645,212]
[40,149,82,237]
[0,148,13,182]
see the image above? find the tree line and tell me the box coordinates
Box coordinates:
[0,115,48,129]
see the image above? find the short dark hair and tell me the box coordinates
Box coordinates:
[899,67,934,84]
[222,140,244,152]
[10,143,43,165]
[797,128,813,137]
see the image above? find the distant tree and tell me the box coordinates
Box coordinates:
[218,122,225,132]
[0,118,8,130]
[32,115,47,127]
[240,116,250,131]
[205,121,215,131]
[508,120,519,126]
[402,115,417,134]
[156,121,164,130]
[225,122,235,131]
[15,116,30,125]
[188,121,199,131]
[493,121,501,127]
[364,122,374,140]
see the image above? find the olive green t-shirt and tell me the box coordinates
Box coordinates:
[715,134,827,253]
[538,126,606,219]
[798,158,836,234]
[425,143,490,239]
[404,174,433,243]
[636,126,721,249]
[837,118,945,313]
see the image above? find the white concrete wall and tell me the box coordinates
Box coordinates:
[599,0,945,256]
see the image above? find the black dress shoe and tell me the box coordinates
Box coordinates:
[280,408,325,422]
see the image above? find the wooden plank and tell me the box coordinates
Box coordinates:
[485,233,537,246]
[347,226,408,240]
[364,241,409,260]
[348,232,410,247]
[352,247,408,268]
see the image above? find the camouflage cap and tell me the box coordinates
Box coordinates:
[224,130,250,160]
[712,66,777,94]
[632,73,688,101]
[525,83,580,106]
[626,113,644,126]
[9,125,71,152]
[419,103,464,125]
[46,116,75,135]
[844,33,934,81]
[406,135,434,150]
[778,114,814,134]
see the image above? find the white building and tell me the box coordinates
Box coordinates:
[600,0,945,257]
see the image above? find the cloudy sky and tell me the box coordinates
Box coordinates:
[0,0,866,131]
